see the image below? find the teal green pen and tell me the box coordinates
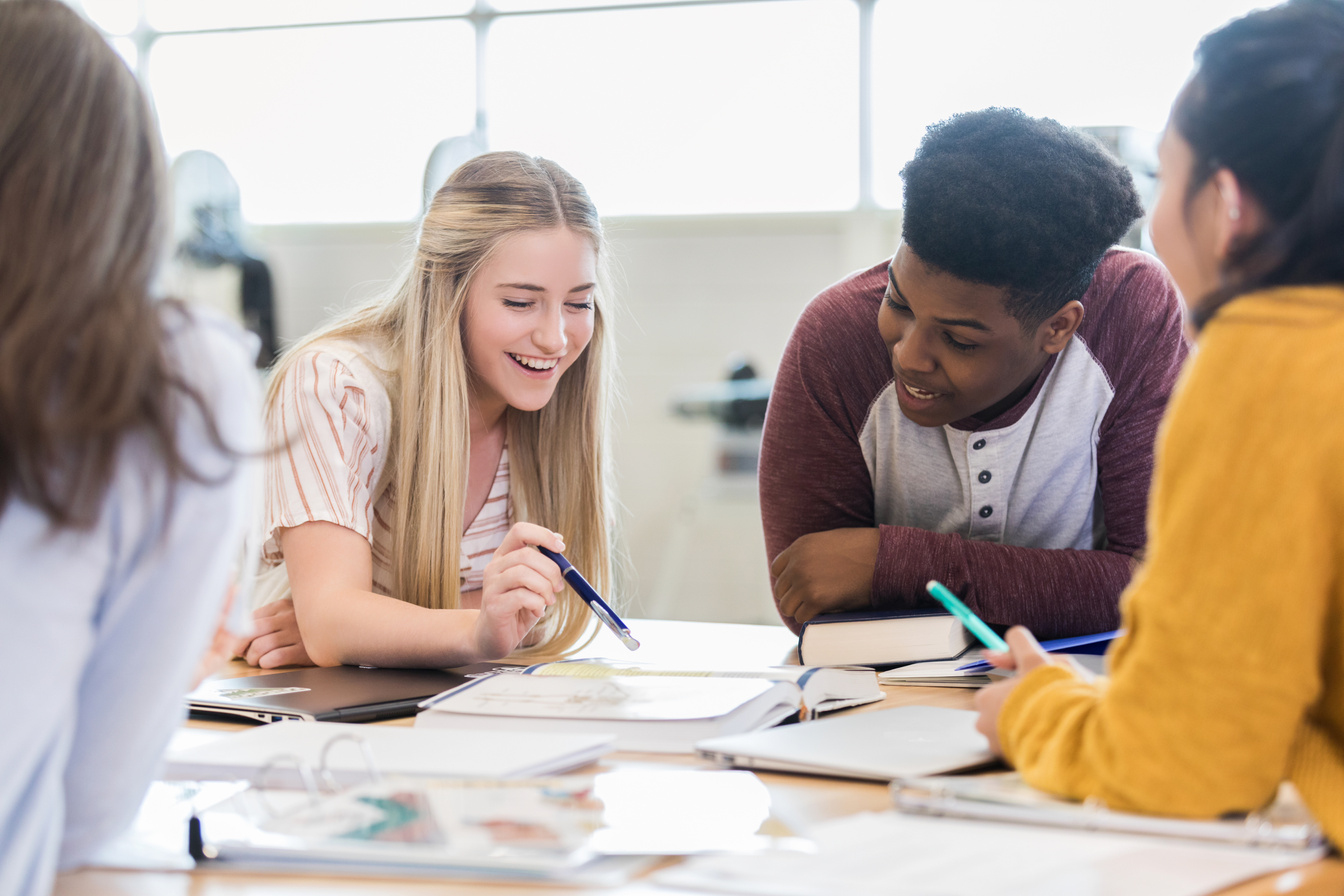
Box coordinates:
[925,579,1009,653]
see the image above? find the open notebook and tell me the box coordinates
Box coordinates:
[696,705,996,782]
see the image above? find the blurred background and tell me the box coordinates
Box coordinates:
[78,0,1268,625]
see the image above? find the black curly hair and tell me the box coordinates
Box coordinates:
[900,107,1144,329]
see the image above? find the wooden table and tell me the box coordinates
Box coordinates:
[54,619,1341,896]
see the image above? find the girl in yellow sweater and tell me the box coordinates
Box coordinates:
[974,0,1344,849]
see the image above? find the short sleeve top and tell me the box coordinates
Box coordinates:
[261,337,510,597]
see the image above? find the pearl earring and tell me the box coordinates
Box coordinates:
[1228,205,1241,221]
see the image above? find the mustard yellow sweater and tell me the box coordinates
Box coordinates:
[1000,285,1344,848]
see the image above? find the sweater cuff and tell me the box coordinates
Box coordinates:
[997,663,1080,767]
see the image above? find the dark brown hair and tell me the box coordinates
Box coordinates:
[0,0,215,527]
[1175,0,1344,326]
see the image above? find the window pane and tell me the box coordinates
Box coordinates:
[147,0,471,32]
[80,0,137,35]
[492,0,718,13]
[871,0,1269,207]
[149,21,475,223]
[487,1,859,216]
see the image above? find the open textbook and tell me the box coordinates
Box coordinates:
[415,659,882,753]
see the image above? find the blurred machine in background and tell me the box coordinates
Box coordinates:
[642,356,780,626]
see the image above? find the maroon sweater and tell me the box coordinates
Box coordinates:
[760,249,1190,637]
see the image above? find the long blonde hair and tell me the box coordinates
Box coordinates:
[268,152,615,659]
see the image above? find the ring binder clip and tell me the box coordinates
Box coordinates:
[257,753,321,814]
[317,732,383,792]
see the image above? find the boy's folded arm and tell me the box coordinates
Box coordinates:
[873,526,1131,639]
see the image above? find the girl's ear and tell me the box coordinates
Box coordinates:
[1211,168,1263,260]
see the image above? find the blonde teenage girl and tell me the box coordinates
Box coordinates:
[974,0,1344,849]
[242,152,615,669]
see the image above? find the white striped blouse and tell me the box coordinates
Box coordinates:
[261,337,511,599]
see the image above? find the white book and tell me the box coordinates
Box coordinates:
[513,658,883,714]
[696,705,995,782]
[416,673,808,754]
[162,721,614,788]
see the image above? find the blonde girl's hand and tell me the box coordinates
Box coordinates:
[972,626,1054,756]
[473,522,567,659]
[241,597,315,669]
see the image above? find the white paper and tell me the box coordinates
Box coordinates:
[654,810,1323,896]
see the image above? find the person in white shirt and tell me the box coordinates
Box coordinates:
[0,3,261,894]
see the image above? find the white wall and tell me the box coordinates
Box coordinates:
[249,210,902,626]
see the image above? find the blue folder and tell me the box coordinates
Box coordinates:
[953,630,1122,674]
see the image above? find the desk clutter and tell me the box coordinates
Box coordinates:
[121,621,1327,896]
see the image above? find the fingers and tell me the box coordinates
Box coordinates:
[256,643,314,669]
[1005,625,1051,670]
[253,597,294,618]
[487,550,564,600]
[243,628,304,667]
[496,522,565,557]
[984,626,1051,673]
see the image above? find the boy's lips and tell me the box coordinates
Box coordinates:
[897,376,945,400]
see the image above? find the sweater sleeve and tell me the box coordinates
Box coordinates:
[997,311,1336,824]
[759,268,891,634]
[872,254,1190,639]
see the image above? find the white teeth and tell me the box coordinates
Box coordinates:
[904,382,937,399]
[510,353,558,371]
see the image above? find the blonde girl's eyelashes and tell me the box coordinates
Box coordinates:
[565,300,594,311]
[502,298,533,309]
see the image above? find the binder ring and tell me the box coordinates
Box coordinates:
[317,732,383,793]
[257,753,321,815]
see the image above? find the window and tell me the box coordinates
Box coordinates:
[148,20,475,223]
[93,0,1277,222]
[487,0,859,216]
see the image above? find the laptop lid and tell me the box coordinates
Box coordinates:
[694,705,996,782]
[187,664,506,724]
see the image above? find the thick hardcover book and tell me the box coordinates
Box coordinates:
[796,608,972,668]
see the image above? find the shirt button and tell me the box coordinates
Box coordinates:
[973,439,986,450]
[978,470,992,484]
[979,505,993,518]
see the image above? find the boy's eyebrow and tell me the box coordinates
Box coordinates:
[887,264,994,333]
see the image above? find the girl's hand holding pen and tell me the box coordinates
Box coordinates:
[475,522,566,658]
[972,626,1057,755]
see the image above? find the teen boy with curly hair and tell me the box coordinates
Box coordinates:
[762,107,1189,638]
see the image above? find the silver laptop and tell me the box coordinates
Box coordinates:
[186,664,503,724]
[695,705,996,782]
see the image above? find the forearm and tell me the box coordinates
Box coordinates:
[874,526,1133,638]
[295,589,486,668]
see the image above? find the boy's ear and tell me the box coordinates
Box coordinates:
[1036,301,1085,355]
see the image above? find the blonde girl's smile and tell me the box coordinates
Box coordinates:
[465,226,597,420]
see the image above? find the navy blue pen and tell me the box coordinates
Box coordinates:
[537,546,640,651]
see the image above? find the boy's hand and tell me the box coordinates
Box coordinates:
[771,528,879,624]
